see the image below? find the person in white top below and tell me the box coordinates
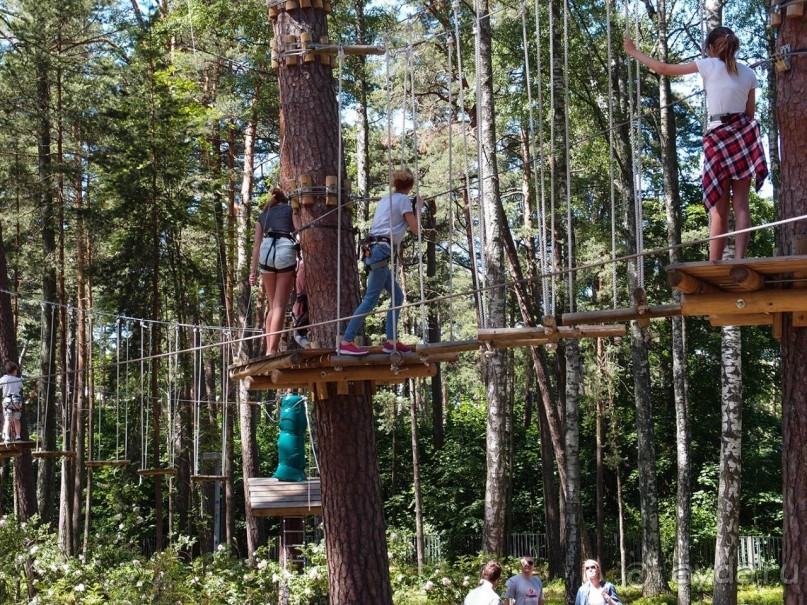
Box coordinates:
[624,27,768,261]
[465,560,503,605]
[574,559,621,605]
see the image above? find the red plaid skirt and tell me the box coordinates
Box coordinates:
[702,114,768,212]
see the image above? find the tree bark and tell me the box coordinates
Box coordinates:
[656,0,691,598]
[270,8,390,603]
[713,326,742,605]
[409,382,425,573]
[564,340,583,605]
[776,12,807,605]
[476,0,510,558]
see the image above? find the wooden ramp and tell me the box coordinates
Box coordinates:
[668,256,807,328]
[248,478,322,517]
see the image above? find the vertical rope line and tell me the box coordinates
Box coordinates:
[409,46,428,344]
[452,0,482,325]
[521,2,544,315]
[625,0,638,288]
[336,47,345,350]
[35,303,44,448]
[473,0,486,327]
[633,0,644,288]
[385,47,398,345]
[193,326,199,476]
[303,397,320,474]
[447,34,456,341]
[534,0,550,315]
[140,321,145,470]
[96,316,103,460]
[549,0,557,315]
[221,331,228,464]
[125,321,130,460]
[564,0,574,313]
[116,318,121,456]
[606,0,618,308]
[148,322,153,466]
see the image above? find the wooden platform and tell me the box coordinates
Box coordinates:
[32,450,75,459]
[85,459,131,468]
[668,256,807,328]
[137,468,176,477]
[229,325,624,392]
[248,477,322,517]
[0,440,35,453]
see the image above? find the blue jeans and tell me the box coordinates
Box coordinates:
[343,243,404,342]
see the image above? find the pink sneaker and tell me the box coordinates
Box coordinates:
[382,340,413,353]
[339,341,370,356]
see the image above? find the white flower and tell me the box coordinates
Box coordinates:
[388,551,394,559]
[272,573,280,583]
[397,574,404,583]
[132,560,141,567]
[463,579,469,587]
[136,581,143,588]
[308,567,320,580]
[442,577,452,586]
[75,583,86,592]
[424,581,434,591]
[119,523,125,530]
[390,532,398,540]
[136,516,144,524]
[217,544,226,552]
[257,559,268,570]
[304,588,312,595]
[114,514,123,521]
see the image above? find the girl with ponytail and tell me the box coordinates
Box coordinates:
[624,27,768,261]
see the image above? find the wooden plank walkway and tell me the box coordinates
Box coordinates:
[248,477,322,517]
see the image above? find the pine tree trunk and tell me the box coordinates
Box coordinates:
[595,341,605,565]
[270,8,390,602]
[476,0,510,558]
[657,1,691,597]
[564,340,583,605]
[776,13,806,604]
[409,383,425,573]
[713,326,742,605]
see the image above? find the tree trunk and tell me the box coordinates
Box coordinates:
[426,200,444,451]
[409,382,425,573]
[656,0,691,598]
[595,340,605,566]
[315,383,392,603]
[713,326,742,605]
[776,15,806,604]
[270,8,390,602]
[476,0,510,558]
[564,340,583,605]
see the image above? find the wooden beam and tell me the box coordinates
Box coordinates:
[729,266,766,291]
[308,44,385,56]
[230,351,304,380]
[708,314,774,327]
[415,339,479,355]
[562,304,682,326]
[478,325,624,341]
[249,363,438,389]
[681,289,807,316]
[668,269,720,294]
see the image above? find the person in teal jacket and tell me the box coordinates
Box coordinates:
[574,559,621,605]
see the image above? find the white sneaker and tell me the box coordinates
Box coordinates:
[294,333,311,349]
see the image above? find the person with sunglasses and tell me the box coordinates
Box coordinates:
[574,559,621,605]
[502,556,544,605]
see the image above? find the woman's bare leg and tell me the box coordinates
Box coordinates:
[709,182,731,261]
[267,271,295,354]
[731,179,752,259]
[260,272,277,355]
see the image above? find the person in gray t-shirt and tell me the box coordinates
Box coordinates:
[502,556,544,605]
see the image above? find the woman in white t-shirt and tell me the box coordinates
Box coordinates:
[624,27,768,261]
